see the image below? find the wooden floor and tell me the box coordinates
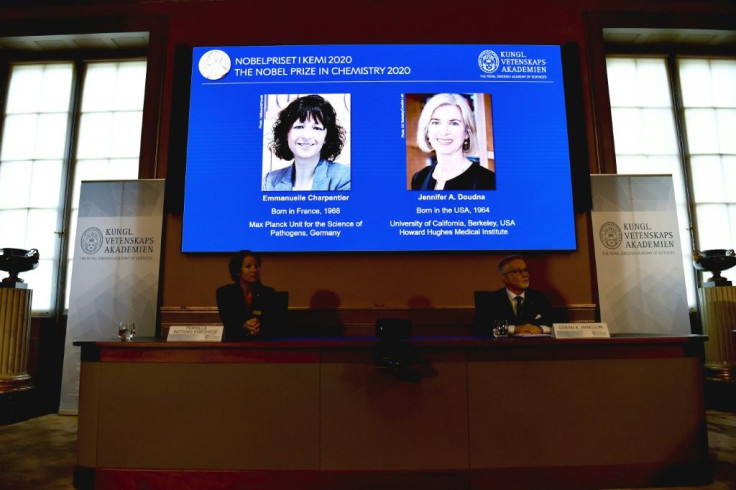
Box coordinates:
[0,409,734,489]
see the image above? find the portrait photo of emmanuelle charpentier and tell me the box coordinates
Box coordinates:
[406,92,496,191]
[262,93,352,192]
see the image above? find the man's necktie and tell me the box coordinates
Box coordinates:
[515,296,524,321]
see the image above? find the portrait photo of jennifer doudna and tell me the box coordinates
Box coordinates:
[406,93,496,191]
[262,93,352,192]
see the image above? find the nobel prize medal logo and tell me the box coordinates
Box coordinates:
[599,222,623,250]
[81,227,104,255]
[198,49,231,81]
[478,50,500,74]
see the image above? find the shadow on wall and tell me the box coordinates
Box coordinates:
[295,289,344,336]
[546,289,570,323]
[407,296,433,308]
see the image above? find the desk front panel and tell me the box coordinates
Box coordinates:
[74,336,709,489]
[468,357,706,467]
[320,349,469,470]
[80,361,320,470]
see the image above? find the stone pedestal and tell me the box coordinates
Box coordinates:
[699,286,736,382]
[0,288,33,393]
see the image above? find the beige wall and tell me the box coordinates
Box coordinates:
[162,213,593,310]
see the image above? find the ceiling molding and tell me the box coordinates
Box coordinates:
[0,32,149,52]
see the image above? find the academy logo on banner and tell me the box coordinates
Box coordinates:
[59,180,165,414]
[590,175,690,335]
[597,220,678,255]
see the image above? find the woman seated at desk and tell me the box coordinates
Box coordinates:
[216,250,285,340]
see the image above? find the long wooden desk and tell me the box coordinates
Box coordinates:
[73,335,710,489]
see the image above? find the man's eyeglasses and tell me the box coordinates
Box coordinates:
[503,268,529,275]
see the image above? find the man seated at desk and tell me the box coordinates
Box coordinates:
[474,254,557,336]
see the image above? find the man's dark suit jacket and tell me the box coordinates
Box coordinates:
[473,288,557,336]
[215,283,287,340]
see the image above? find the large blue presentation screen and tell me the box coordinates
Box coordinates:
[182,44,577,252]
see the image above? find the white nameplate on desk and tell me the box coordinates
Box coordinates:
[553,323,610,339]
[167,325,223,342]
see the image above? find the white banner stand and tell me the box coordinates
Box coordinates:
[590,175,690,335]
[59,180,165,414]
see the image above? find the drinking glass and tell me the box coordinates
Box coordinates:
[118,321,136,341]
[492,319,509,339]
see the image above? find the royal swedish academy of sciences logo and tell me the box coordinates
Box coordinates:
[478,50,500,74]
[80,227,104,255]
[599,222,623,250]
